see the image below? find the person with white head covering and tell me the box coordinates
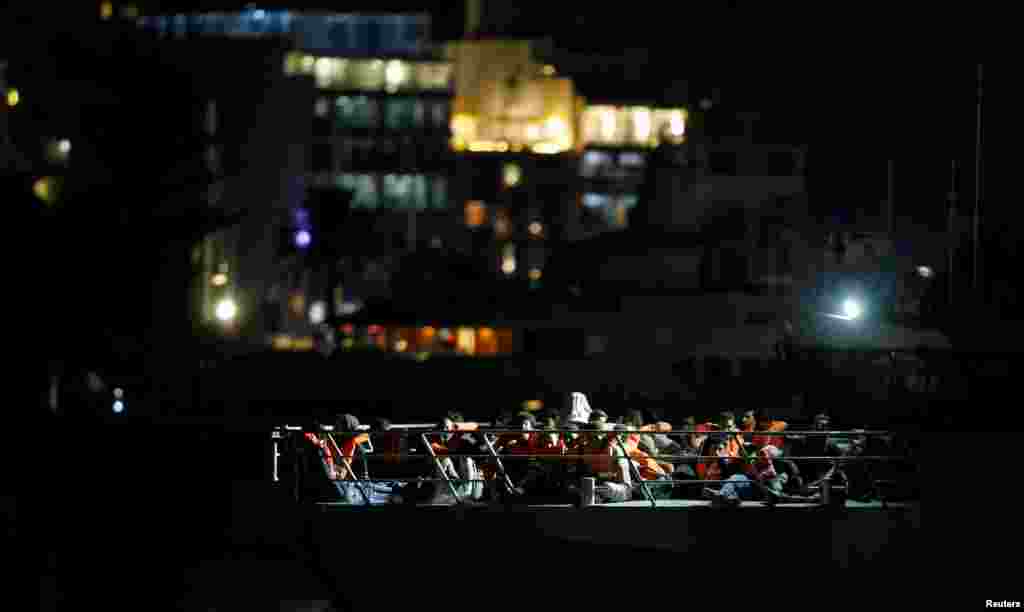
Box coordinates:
[564,392,593,426]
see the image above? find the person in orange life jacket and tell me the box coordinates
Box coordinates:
[702,436,756,507]
[714,411,746,459]
[331,414,403,504]
[585,423,633,503]
[742,409,790,454]
[697,435,731,482]
[623,411,673,480]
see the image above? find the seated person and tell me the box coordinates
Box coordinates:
[422,415,486,503]
[702,448,754,508]
[582,424,633,504]
[673,420,706,482]
[742,409,790,455]
[324,414,404,505]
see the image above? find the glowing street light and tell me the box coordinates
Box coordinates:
[215,298,238,322]
[842,298,862,320]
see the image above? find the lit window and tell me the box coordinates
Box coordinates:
[385,98,421,129]
[632,107,652,144]
[314,57,335,88]
[336,96,377,128]
[465,201,487,227]
[289,292,306,318]
[349,59,385,91]
[383,174,416,210]
[456,327,476,355]
[477,327,497,355]
[668,109,686,138]
[414,62,452,91]
[451,114,478,150]
[583,193,609,209]
[501,243,516,275]
[384,60,410,92]
[45,139,72,163]
[493,208,511,239]
[600,108,617,143]
[502,163,522,188]
[33,177,61,205]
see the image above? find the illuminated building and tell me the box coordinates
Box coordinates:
[135,9,455,341]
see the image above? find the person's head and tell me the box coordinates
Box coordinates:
[689,423,708,449]
[518,413,537,439]
[626,409,644,429]
[758,445,780,464]
[756,412,773,429]
[813,413,831,431]
[336,413,360,433]
[590,409,609,427]
[373,417,392,432]
[741,410,756,428]
[719,411,736,430]
[706,435,727,458]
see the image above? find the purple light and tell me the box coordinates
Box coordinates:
[295,230,312,248]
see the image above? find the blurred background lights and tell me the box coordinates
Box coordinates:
[210,272,228,287]
[215,298,238,322]
[112,400,124,414]
[309,300,327,325]
[5,88,18,107]
[842,298,863,320]
[917,266,934,278]
[294,229,312,248]
[528,221,543,236]
[113,387,124,399]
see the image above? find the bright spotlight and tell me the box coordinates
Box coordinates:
[112,400,125,414]
[309,300,327,325]
[294,230,312,249]
[215,298,238,322]
[917,266,934,279]
[842,299,862,320]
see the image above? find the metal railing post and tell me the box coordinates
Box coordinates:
[329,434,371,505]
[482,433,519,495]
[422,433,462,504]
[581,477,596,507]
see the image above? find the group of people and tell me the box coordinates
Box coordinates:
[304,392,904,507]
